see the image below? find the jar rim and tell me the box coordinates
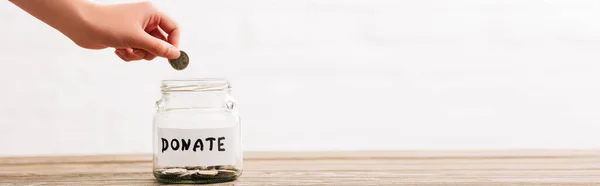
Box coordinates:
[161,78,230,92]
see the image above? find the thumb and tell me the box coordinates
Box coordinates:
[130,33,180,59]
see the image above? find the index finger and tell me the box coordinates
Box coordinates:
[158,13,180,48]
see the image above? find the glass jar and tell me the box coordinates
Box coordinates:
[152,79,242,184]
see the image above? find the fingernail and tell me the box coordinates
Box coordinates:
[115,50,125,56]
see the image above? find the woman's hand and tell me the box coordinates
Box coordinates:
[10,0,180,62]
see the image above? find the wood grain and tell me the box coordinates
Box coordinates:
[0,150,599,185]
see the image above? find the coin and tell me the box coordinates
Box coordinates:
[168,50,189,70]
[185,166,207,170]
[216,170,237,178]
[216,165,235,170]
[155,165,239,182]
[178,169,200,178]
[162,168,187,176]
[196,170,219,176]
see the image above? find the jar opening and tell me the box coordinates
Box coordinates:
[161,78,230,92]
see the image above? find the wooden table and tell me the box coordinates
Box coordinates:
[1,150,599,185]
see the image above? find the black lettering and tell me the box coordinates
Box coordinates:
[218,137,226,151]
[171,139,180,150]
[161,138,169,153]
[206,137,216,151]
[181,139,191,151]
[193,139,203,152]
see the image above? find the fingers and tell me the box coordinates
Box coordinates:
[158,13,180,48]
[114,3,181,61]
[115,48,148,62]
[142,28,169,61]
[129,30,180,60]
[116,28,171,62]
[127,10,180,59]
[115,50,128,61]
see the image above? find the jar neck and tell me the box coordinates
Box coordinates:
[158,91,235,111]
[157,79,235,111]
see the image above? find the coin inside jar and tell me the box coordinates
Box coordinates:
[154,165,240,183]
[168,50,189,70]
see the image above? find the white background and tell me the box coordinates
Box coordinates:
[1,0,599,156]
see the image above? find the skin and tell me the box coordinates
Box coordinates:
[9,0,180,62]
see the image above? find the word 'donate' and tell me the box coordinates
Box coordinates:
[162,137,226,153]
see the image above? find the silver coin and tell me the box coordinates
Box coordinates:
[161,168,187,175]
[196,170,219,176]
[178,169,200,178]
[168,50,189,70]
[217,170,237,177]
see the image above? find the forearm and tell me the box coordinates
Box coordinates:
[9,0,94,41]
[10,0,180,60]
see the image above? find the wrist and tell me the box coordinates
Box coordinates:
[62,0,106,49]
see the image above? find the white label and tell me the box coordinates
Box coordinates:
[157,127,236,167]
